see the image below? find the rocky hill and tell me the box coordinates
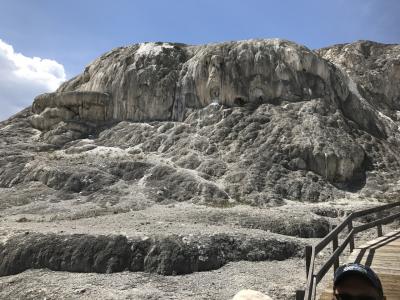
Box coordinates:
[0,39,399,299]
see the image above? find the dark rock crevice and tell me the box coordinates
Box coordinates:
[0,232,302,277]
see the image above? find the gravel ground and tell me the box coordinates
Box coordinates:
[0,258,307,300]
[0,199,398,300]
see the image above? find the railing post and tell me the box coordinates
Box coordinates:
[296,289,305,300]
[305,245,312,277]
[348,220,355,252]
[377,224,383,237]
[332,235,339,273]
[311,276,317,300]
[300,202,400,300]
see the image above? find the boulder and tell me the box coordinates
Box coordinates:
[232,289,273,300]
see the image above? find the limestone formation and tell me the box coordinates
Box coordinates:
[23,39,400,204]
[1,39,399,205]
[35,40,334,124]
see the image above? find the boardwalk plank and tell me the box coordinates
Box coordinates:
[319,230,400,300]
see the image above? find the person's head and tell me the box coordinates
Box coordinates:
[333,263,385,300]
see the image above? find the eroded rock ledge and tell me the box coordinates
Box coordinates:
[31,91,112,129]
[0,232,301,276]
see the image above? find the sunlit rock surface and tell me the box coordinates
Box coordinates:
[34,40,334,123]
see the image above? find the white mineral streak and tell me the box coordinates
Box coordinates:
[135,42,174,57]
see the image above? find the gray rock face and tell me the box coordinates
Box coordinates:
[317,41,400,138]
[33,40,333,124]
[31,92,112,129]
[317,41,400,116]
[3,39,400,206]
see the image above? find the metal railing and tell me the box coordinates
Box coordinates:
[296,201,400,300]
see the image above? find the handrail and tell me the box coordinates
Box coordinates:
[296,201,400,300]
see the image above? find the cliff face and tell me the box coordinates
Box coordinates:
[24,39,400,203]
[32,40,335,124]
[317,40,400,116]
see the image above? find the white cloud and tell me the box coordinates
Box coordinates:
[0,39,66,121]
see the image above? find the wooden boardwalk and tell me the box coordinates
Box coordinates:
[319,230,400,300]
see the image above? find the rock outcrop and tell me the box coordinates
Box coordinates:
[317,41,400,117]
[1,39,399,206]
[19,39,399,203]
[32,40,335,124]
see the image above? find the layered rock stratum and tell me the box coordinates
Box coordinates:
[0,39,399,299]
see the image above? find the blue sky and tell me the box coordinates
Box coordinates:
[0,0,399,120]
